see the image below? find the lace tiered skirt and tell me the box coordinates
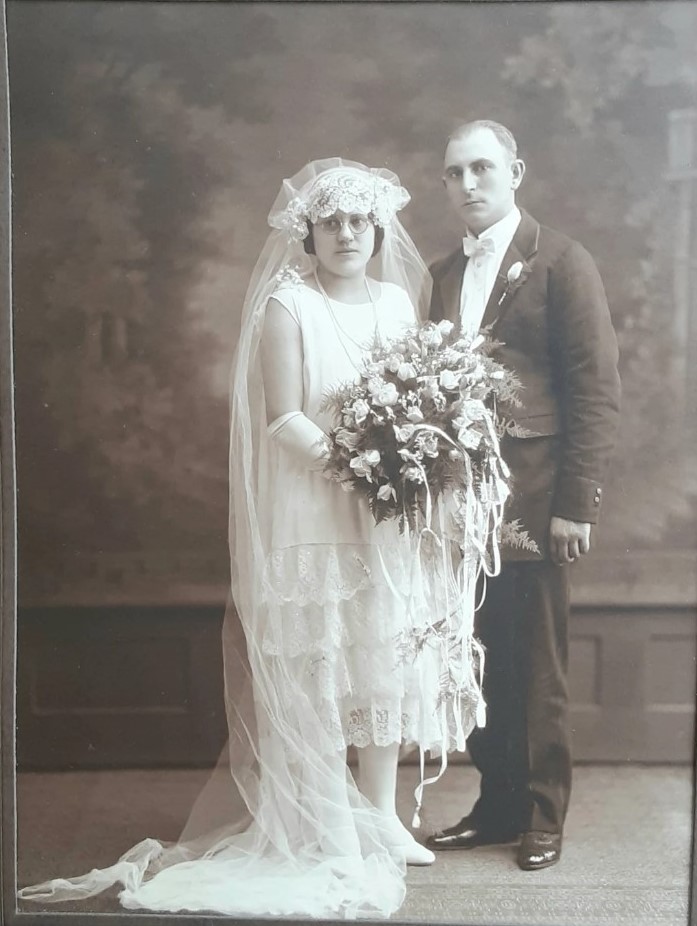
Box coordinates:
[262,540,481,755]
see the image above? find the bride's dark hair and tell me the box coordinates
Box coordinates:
[303,219,384,257]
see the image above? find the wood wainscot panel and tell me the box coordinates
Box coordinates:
[16,550,697,768]
[568,550,697,762]
[17,605,230,769]
[569,608,696,762]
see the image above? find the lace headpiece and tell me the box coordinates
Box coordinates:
[270,167,411,242]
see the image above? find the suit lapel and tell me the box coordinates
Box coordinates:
[480,209,540,331]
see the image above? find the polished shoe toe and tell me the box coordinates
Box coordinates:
[517,831,562,870]
[426,816,520,851]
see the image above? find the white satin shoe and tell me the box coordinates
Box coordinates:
[381,814,435,866]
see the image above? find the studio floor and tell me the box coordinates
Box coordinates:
[14,764,693,926]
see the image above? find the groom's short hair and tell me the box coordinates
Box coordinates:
[447,120,518,161]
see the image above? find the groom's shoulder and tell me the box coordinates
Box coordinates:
[527,211,595,264]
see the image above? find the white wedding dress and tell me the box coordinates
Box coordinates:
[264,279,462,754]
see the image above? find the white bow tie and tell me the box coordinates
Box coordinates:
[462,237,496,258]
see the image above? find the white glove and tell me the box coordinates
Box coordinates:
[268,411,329,470]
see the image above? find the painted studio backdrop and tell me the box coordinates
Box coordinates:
[8,1,697,767]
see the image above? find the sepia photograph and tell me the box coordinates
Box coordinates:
[1,1,696,924]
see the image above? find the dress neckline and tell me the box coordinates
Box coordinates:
[308,280,383,306]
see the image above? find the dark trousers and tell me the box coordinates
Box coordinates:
[467,560,572,835]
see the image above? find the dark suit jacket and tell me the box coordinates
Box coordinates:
[429,209,621,560]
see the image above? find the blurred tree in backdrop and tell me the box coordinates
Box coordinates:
[11,2,281,591]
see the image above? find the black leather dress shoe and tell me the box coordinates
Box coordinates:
[426,816,520,851]
[517,830,562,870]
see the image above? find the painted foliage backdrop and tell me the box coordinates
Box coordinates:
[8,0,697,603]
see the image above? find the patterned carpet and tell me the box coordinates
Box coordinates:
[14,764,693,925]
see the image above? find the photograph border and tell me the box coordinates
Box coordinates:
[1,2,696,925]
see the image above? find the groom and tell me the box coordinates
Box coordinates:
[426,120,620,869]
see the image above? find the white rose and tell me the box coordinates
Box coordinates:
[371,382,400,407]
[458,427,482,451]
[350,449,381,480]
[403,465,425,483]
[461,398,487,421]
[335,428,361,450]
[393,423,416,443]
[416,432,439,458]
[377,483,397,502]
[397,362,417,381]
[437,319,455,337]
[507,261,524,284]
[385,353,402,373]
[422,378,441,399]
[353,399,371,424]
[453,400,486,431]
[439,370,460,391]
[418,324,443,349]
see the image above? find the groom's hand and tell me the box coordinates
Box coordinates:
[549,516,592,565]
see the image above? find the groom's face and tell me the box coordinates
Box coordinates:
[443,128,524,235]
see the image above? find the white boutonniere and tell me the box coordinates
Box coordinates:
[497,259,532,306]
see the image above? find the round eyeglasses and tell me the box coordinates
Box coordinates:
[315,214,371,235]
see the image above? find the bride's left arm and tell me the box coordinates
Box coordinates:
[261,296,328,469]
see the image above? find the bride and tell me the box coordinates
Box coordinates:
[18,158,486,918]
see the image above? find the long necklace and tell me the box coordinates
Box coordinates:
[314,270,382,372]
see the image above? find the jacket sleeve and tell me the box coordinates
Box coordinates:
[547,240,621,524]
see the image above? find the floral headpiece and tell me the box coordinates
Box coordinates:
[270,168,411,242]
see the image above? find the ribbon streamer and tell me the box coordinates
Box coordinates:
[395,420,508,827]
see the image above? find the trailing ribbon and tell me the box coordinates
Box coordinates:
[392,421,508,827]
[376,406,509,829]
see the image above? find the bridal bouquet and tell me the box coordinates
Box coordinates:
[322,320,519,537]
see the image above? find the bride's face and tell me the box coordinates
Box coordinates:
[312,210,375,278]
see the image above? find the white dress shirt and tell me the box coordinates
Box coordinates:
[460,206,522,334]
